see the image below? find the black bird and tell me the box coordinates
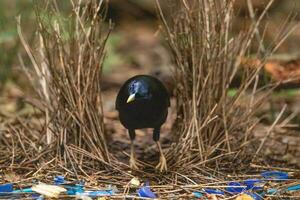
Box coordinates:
[116,75,170,172]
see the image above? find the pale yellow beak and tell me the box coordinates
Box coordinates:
[126,94,136,103]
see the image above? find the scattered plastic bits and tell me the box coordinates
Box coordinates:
[193,191,203,198]
[0,171,296,199]
[243,179,263,190]
[31,193,44,200]
[226,182,245,193]
[261,171,289,180]
[286,184,300,192]
[65,183,84,195]
[54,176,65,185]
[82,190,114,197]
[137,182,157,199]
[36,195,44,200]
[13,188,34,193]
[203,188,225,195]
[0,183,13,193]
[130,177,140,187]
[108,185,118,193]
[32,183,67,198]
[267,188,277,195]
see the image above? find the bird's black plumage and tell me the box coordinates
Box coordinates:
[116,75,170,171]
[116,75,170,132]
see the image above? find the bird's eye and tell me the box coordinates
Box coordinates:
[128,83,136,93]
[128,80,151,99]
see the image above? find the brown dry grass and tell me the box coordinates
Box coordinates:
[156,0,297,172]
[17,0,111,172]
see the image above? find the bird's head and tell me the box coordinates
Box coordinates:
[126,80,151,103]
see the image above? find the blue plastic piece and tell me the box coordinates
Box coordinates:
[65,183,84,195]
[261,171,289,180]
[83,190,114,197]
[0,183,13,193]
[54,176,65,185]
[203,188,225,195]
[36,196,44,200]
[286,184,300,192]
[226,182,245,193]
[32,193,44,200]
[193,192,203,198]
[13,188,34,193]
[243,179,263,190]
[267,188,277,195]
[137,182,157,199]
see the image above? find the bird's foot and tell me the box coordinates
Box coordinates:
[156,154,167,172]
[130,155,141,170]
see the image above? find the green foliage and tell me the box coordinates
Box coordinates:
[227,89,238,97]
[103,33,123,74]
[0,1,34,87]
[37,8,73,42]
[273,89,300,99]
[0,0,123,89]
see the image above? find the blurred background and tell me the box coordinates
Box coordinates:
[0,0,299,166]
[1,0,299,90]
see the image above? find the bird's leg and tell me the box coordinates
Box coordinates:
[153,128,167,172]
[155,141,167,172]
[129,129,140,170]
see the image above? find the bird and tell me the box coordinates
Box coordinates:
[116,75,170,172]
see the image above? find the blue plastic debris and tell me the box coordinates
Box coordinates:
[13,188,34,193]
[36,196,44,200]
[226,182,245,193]
[193,191,203,198]
[31,193,44,200]
[81,190,114,197]
[203,188,225,195]
[267,188,277,195]
[65,183,84,195]
[0,183,13,193]
[243,179,263,190]
[54,176,65,185]
[261,171,289,180]
[137,182,157,199]
[286,184,300,192]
